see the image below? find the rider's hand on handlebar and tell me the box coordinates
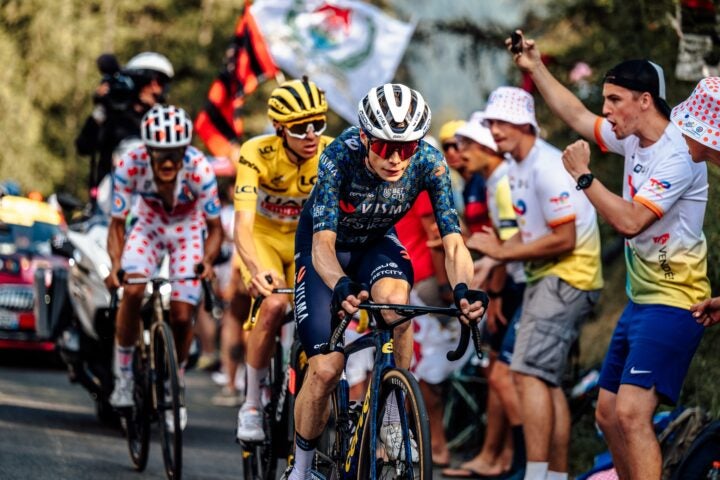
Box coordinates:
[453,283,489,326]
[250,270,278,297]
[196,260,215,281]
[332,276,369,320]
[104,266,122,290]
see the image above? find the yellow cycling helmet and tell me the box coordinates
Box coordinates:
[438,120,466,143]
[267,76,328,123]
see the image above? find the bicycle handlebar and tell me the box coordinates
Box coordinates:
[110,265,220,314]
[325,302,485,361]
[249,279,294,326]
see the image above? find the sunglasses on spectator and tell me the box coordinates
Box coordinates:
[368,137,420,160]
[442,141,458,152]
[284,117,327,139]
[148,146,185,163]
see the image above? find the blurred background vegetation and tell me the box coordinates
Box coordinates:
[2,0,719,473]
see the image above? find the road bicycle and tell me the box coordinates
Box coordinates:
[311,299,486,480]
[111,267,217,480]
[240,286,302,480]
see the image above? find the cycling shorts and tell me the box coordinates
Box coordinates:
[235,225,296,329]
[294,233,413,358]
[121,216,205,305]
[598,301,704,405]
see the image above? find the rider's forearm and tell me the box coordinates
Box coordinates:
[107,217,126,269]
[311,230,346,289]
[233,210,262,277]
[442,233,475,288]
[203,218,223,265]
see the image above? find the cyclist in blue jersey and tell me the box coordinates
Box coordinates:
[283,83,487,480]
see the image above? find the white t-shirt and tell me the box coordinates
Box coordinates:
[485,161,525,284]
[507,138,603,291]
[594,118,710,308]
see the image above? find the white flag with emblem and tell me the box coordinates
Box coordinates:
[250,0,415,124]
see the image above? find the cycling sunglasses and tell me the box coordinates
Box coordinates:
[283,117,327,139]
[147,146,185,163]
[368,137,420,160]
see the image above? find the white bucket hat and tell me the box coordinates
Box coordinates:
[671,76,720,151]
[482,86,539,133]
[455,111,498,152]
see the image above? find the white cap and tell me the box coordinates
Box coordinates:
[482,86,539,133]
[455,111,498,152]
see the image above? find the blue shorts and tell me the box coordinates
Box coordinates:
[598,301,704,405]
[498,307,522,365]
[483,279,525,353]
[294,232,413,358]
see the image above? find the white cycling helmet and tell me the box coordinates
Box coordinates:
[125,52,175,80]
[358,83,431,142]
[141,105,192,148]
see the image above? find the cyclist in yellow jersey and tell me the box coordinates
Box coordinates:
[234,77,333,442]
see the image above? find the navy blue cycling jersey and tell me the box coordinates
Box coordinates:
[295,126,461,253]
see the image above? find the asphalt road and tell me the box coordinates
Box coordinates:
[0,351,245,480]
[0,351,457,479]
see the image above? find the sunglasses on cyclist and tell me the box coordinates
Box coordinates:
[368,137,420,160]
[147,146,185,163]
[283,117,327,139]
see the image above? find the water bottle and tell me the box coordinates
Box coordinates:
[707,460,720,479]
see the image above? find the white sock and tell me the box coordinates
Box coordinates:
[290,443,315,480]
[383,392,400,424]
[546,471,568,480]
[114,344,135,379]
[523,461,548,480]
[245,365,268,408]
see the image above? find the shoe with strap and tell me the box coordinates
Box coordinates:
[379,423,419,462]
[279,465,326,480]
[236,404,265,442]
[109,376,134,409]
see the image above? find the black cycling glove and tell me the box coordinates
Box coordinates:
[453,283,490,313]
[331,276,364,316]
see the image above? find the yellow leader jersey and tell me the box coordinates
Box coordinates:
[233,134,333,234]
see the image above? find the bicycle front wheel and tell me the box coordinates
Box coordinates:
[357,368,432,479]
[126,346,151,471]
[153,322,183,480]
[240,343,283,480]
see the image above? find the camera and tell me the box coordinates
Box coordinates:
[99,72,137,111]
[94,53,138,112]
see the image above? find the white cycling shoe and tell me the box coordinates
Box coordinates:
[164,406,187,434]
[379,423,419,462]
[109,377,134,409]
[236,404,265,442]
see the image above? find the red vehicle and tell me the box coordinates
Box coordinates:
[0,195,66,351]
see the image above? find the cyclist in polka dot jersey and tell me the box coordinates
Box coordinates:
[106,105,223,420]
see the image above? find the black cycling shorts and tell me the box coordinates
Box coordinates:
[293,232,413,358]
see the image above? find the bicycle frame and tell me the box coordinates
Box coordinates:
[324,302,483,479]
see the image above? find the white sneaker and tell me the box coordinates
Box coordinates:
[379,423,419,462]
[280,465,326,480]
[236,404,265,442]
[109,377,134,408]
[165,406,187,433]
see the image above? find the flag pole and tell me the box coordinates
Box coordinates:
[245,0,284,85]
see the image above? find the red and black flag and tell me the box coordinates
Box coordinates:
[195,4,279,157]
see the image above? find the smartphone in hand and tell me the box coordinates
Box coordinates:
[510,31,522,54]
